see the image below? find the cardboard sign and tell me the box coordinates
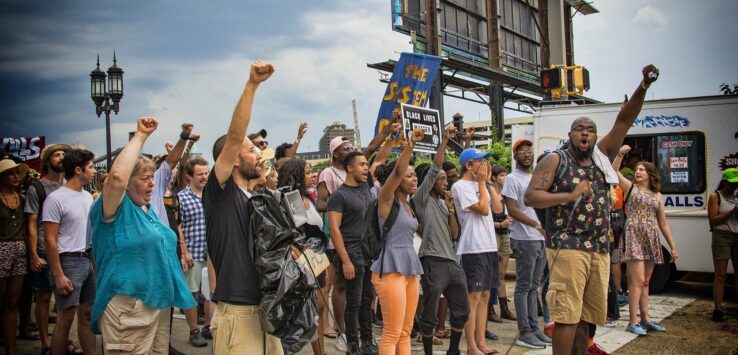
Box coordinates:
[400,104,441,154]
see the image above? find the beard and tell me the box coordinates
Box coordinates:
[238,164,262,180]
[571,145,594,161]
[49,162,63,173]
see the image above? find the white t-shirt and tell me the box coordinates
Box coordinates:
[501,169,544,241]
[42,186,93,253]
[451,180,497,255]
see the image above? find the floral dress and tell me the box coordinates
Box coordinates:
[622,187,664,263]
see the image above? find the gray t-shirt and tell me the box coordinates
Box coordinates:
[326,182,372,254]
[412,164,458,261]
[501,169,543,241]
[371,205,423,275]
[42,186,93,253]
[24,179,63,255]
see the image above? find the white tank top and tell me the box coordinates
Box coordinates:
[305,199,323,229]
[715,191,738,233]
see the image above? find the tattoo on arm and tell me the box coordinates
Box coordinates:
[540,171,550,189]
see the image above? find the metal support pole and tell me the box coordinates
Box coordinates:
[490,83,504,142]
[426,0,445,126]
[105,110,112,170]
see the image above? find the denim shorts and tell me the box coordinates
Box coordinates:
[49,253,96,310]
[26,253,52,291]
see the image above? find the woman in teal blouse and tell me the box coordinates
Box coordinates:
[90,117,195,353]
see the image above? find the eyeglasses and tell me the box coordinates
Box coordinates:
[257,140,269,148]
[571,126,597,134]
[516,150,534,156]
[341,145,356,152]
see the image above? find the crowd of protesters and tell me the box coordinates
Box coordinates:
[2,61,733,355]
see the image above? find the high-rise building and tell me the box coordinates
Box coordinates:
[444,116,533,149]
[318,121,355,153]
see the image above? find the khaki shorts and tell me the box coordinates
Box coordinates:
[545,248,609,325]
[100,295,170,354]
[211,302,284,355]
[185,260,207,292]
[496,232,513,256]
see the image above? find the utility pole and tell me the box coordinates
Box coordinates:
[425,0,445,126]
[352,99,362,150]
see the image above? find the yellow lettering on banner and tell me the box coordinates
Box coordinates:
[397,86,411,104]
[412,90,428,106]
[404,65,429,82]
[383,82,399,101]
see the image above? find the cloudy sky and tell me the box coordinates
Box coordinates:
[1,0,736,161]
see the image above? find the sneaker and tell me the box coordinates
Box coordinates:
[360,337,379,355]
[617,290,629,307]
[625,323,647,336]
[587,343,611,355]
[485,330,498,341]
[532,328,552,345]
[188,328,208,347]
[336,334,348,352]
[641,321,666,332]
[544,322,555,338]
[515,331,547,349]
[345,341,361,355]
[201,325,213,339]
[712,309,726,322]
[169,345,185,355]
[605,319,617,328]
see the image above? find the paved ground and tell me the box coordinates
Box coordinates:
[12,268,737,355]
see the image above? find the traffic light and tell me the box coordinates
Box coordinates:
[540,66,567,99]
[567,66,590,95]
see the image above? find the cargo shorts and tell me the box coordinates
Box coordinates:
[545,248,609,325]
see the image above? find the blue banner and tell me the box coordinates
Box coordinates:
[374,53,442,139]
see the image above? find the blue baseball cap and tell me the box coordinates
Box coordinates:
[460,148,490,165]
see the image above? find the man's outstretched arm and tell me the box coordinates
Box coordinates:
[213,61,274,185]
[597,64,659,159]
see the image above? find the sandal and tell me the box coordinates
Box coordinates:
[323,330,338,339]
[434,328,451,339]
[67,341,84,355]
[432,336,443,345]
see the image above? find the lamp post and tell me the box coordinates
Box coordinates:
[90,52,124,170]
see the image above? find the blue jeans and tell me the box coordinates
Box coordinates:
[541,262,551,324]
[511,239,546,333]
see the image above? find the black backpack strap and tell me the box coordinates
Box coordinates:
[553,150,570,184]
[32,180,47,217]
[378,197,401,278]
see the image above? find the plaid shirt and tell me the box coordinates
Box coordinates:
[178,187,207,261]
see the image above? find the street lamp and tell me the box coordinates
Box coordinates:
[90,52,124,170]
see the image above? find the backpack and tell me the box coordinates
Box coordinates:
[361,197,401,277]
[31,181,48,217]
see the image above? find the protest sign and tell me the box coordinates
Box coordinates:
[401,104,441,154]
[374,52,442,147]
[1,136,45,171]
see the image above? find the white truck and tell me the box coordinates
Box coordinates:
[526,95,738,292]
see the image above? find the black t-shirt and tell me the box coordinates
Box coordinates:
[203,170,260,304]
[326,182,372,254]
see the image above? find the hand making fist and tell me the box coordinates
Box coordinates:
[249,60,275,84]
[411,128,425,143]
[619,145,631,156]
[137,116,158,136]
[642,64,659,87]
[444,126,457,139]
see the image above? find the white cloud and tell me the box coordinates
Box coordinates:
[141,3,412,160]
[633,6,669,28]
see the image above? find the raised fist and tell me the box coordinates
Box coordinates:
[249,60,275,84]
[411,128,425,143]
[642,64,659,86]
[137,116,158,136]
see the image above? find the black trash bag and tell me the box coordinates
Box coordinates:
[246,190,321,354]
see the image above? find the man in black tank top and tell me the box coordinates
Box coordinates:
[524,65,659,355]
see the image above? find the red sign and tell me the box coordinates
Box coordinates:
[1,136,46,171]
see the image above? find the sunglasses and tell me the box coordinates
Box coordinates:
[257,140,269,148]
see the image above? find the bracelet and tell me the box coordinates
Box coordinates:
[640,81,648,91]
[448,208,455,213]
[294,139,301,145]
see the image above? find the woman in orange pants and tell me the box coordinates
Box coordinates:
[372,130,424,354]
